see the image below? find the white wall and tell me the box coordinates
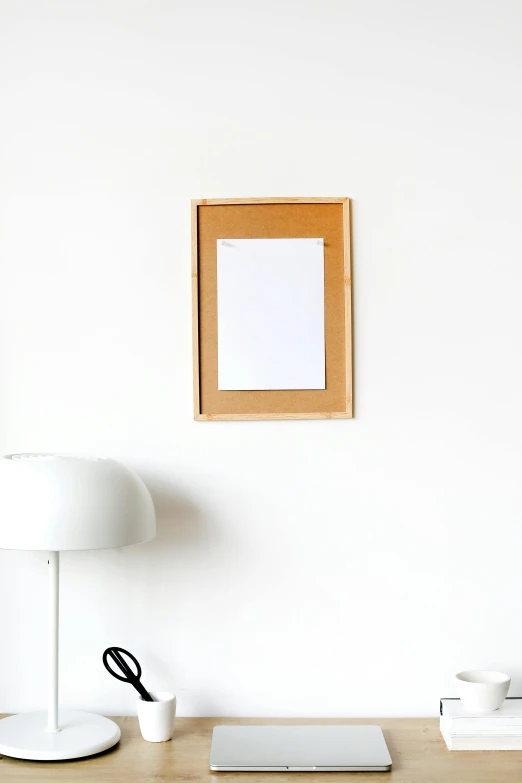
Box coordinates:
[1,0,522,718]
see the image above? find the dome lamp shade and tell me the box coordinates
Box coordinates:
[0,453,156,550]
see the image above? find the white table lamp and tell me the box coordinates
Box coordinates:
[0,454,156,760]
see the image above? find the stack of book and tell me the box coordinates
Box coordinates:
[440,698,522,750]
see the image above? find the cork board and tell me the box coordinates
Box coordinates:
[192,198,352,421]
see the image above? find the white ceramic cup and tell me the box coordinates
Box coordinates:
[137,691,176,742]
[456,670,511,713]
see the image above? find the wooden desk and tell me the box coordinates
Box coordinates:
[0,716,521,782]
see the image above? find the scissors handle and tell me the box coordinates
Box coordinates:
[103,647,154,702]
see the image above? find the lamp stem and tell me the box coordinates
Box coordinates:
[46,551,60,732]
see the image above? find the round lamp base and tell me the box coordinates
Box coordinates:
[0,711,121,760]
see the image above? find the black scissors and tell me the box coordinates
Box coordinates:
[103,647,154,702]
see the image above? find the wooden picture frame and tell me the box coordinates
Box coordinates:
[192,197,352,421]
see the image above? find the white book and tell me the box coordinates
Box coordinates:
[441,729,522,751]
[441,698,522,727]
[441,716,522,734]
[440,699,522,750]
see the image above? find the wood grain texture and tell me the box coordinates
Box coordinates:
[192,200,201,417]
[342,199,353,417]
[192,198,348,206]
[192,198,352,420]
[0,717,520,783]
[194,413,352,421]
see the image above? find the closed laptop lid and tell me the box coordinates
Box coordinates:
[210,725,392,770]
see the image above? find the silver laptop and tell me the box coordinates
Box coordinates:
[210,725,392,772]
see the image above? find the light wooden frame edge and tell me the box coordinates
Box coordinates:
[191,197,353,421]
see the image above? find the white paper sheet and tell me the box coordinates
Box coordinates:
[217,238,325,390]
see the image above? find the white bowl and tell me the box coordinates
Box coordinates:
[456,670,510,713]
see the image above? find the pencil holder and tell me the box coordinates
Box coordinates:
[137,691,176,742]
